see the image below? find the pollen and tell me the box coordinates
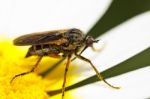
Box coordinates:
[0,37,78,99]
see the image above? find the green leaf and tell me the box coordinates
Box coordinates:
[88,0,150,38]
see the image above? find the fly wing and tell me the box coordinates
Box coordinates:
[13,29,68,46]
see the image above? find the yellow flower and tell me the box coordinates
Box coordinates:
[0,37,78,99]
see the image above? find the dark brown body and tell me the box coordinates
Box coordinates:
[14,28,86,58]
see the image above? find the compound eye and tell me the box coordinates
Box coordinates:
[86,36,94,46]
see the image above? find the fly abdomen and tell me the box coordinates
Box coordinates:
[25,44,60,57]
[25,45,46,57]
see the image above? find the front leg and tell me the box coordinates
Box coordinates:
[74,51,120,89]
[71,46,88,62]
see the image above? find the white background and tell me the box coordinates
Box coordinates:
[0,0,150,99]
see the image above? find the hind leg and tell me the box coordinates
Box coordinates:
[10,56,43,83]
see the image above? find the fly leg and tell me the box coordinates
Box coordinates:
[62,55,71,99]
[71,46,88,62]
[74,51,120,89]
[10,56,43,83]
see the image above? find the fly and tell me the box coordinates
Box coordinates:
[11,28,120,99]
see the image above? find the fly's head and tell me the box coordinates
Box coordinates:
[85,36,99,47]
